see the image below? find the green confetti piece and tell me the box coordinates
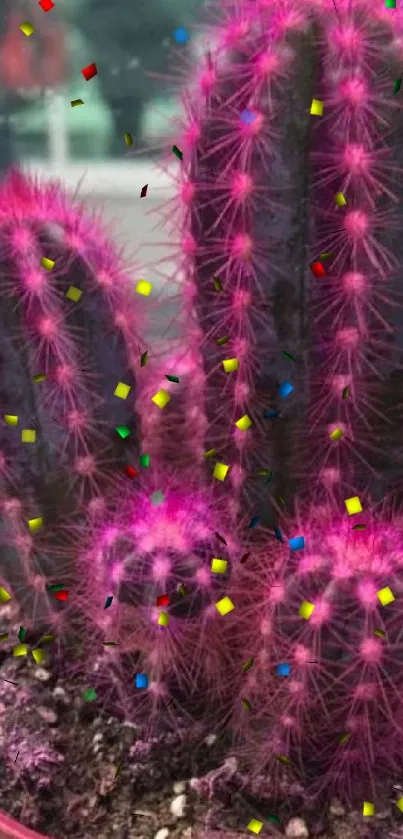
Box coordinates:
[140,351,148,367]
[172,144,183,160]
[140,454,150,467]
[83,688,97,702]
[33,374,47,383]
[338,732,350,745]
[115,426,131,439]
[394,78,402,94]
[216,336,229,346]
[353,524,366,531]
[241,697,252,710]
[18,627,26,643]
[242,657,254,672]
[71,98,84,107]
[0,633,9,642]
[267,815,280,825]
[48,584,65,592]
[212,276,223,292]
[166,375,180,383]
[385,0,396,8]
[124,132,133,146]
[318,251,334,260]
[203,448,217,458]
[342,386,349,399]
[103,641,119,646]
[282,350,295,361]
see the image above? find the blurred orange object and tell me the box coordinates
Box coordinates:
[0,4,68,91]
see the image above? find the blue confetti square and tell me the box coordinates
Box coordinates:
[274,526,283,542]
[278,381,294,398]
[135,673,148,689]
[173,26,189,44]
[264,409,280,419]
[289,535,305,551]
[276,662,291,677]
[240,108,256,125]
[248,515,260,529]
[104,595,113,609]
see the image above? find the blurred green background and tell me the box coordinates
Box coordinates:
[0,0,208,168]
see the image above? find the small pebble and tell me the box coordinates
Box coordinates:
[154,830,170,839]
[330,799,345,817]
[170,794,187,819]
[52,686,69,704]
[173,781,186,794]
[285,817,309,838]
[34,666,50,681]
[37,706,57,724]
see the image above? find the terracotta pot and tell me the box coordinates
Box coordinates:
[0,811,52,839]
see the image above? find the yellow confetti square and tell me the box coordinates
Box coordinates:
[310,98,324,116]
[21,429,36,443]
[114,382,131,399]
[151,389,171,409]
[28,517,43,533]
[33,374,46,383]
[4,414,18,426]
[329,427,343,440]
[0,586,11,603]
[13,644,28,657]
[247,820,263,835]
[215,596,235,616]
[20,21,34,37]
[211,558,228,574]
[396,796,403,813]
[222,358,239,373]
[235,414,252,431]
[213,462,229,481]
[65,285,83,302]
[363,802,374,817]
[158,611,170,626]
[32,648,45,664]
[377,586,395,606]
[40,257,55,270]
[299,600,315,620]
[335,192,347,206]
[344,495,363,515]
[135,280,153,297]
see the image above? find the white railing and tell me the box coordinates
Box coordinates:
[20,91,174,198]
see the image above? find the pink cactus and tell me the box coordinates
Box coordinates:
[0,169,145,628]
[2,0,403,817]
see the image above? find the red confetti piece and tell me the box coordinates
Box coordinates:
[310,261,327,278]
[39,0,55,10]
[81,63,98,81]
[124,465,137,479]
[54,589,69,601]
[156,594,169,607]
[140,184,148,198]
